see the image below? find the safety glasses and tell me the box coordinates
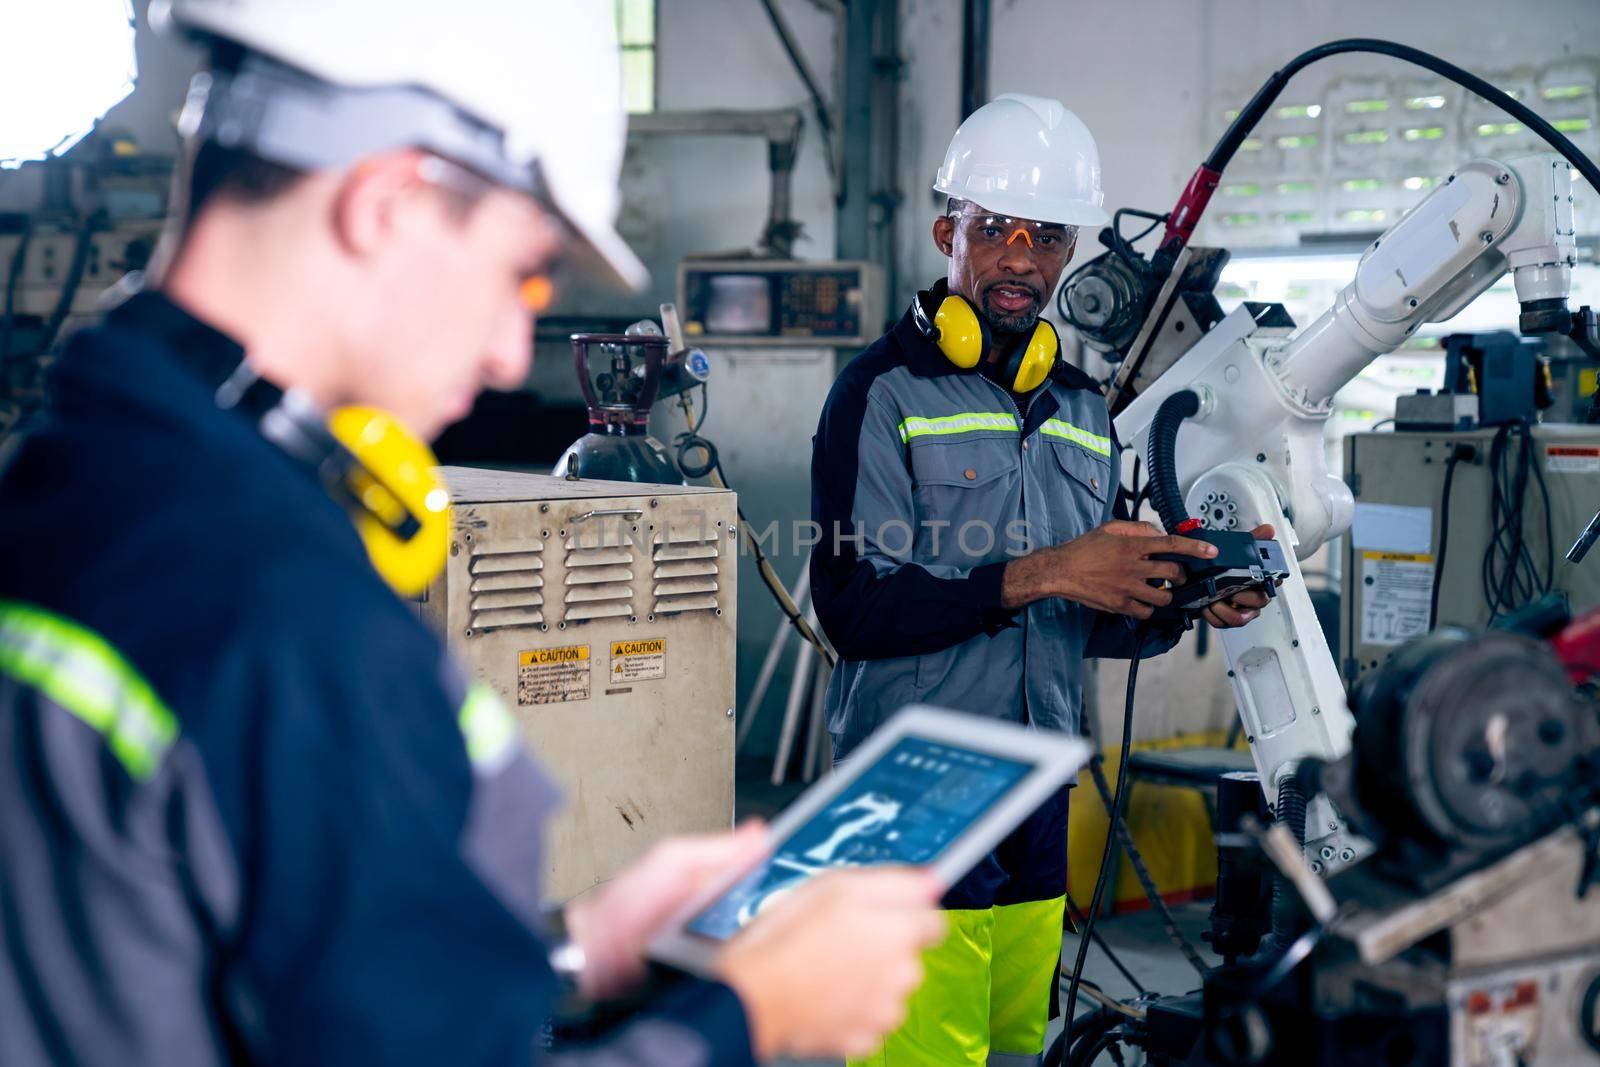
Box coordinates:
[948,207,1078,260]
[416,155,567,313]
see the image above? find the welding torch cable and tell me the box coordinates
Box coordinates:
[1083,754,1210,978]
[1063,627,1149,1051]
[675,391,837,668]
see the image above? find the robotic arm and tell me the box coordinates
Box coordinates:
[1113,153,1580,869]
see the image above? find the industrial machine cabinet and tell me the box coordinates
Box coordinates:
[1341,425,1600,687]
[419,468,738,901]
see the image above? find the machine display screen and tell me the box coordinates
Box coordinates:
[684,737,1032,940]
[681,266,866,340]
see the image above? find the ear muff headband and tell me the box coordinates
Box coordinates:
[326,407,451,597]
[914,288,1059,392]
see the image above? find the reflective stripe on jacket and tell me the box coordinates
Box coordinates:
[0,292,755,1067]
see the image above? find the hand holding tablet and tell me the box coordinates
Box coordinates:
[650,707,1091,970]
[716,867,947,1060]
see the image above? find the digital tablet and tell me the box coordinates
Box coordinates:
[648,706,1091,975]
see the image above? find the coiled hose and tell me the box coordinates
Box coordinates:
[1270,776,1309,945]
[1146,390,1200,534]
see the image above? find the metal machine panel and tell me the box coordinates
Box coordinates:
[1341,425,1600,686]
[420,468,738,902]
[678,258,885,347]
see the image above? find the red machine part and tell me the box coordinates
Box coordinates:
[1552,606,1600,685]
[1159,165,1223,253]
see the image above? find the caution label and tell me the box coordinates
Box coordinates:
[1360,551,1435,647]
[610,638,666,683]
[517,645,591,705]
[1547,445,1600,474]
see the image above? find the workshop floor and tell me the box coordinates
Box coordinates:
[738,760,1216,1067]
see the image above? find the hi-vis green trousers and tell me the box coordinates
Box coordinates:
[852,788,1069,1067]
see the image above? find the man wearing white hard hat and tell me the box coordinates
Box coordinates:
[810,94,1268,1065]
[0,2,946,1064]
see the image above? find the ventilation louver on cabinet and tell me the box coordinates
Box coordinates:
[563,527,636,622]
[652,525,721,615]
[468,538,545,632]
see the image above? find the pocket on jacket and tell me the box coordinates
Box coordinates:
[1046,440,1112,543]
[907,437,1018,556]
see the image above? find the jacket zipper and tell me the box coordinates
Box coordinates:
[982,374,1033,726]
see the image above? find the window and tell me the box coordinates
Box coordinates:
[610,0,657,113]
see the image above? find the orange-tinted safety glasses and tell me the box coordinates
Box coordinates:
[520,275,556,312]
[949,207,1077,257]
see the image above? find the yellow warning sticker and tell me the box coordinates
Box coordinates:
[517,645,591,705]
[1360,551,1434,564]
[610,638,666,683]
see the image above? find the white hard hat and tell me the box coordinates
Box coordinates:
[933,93,1108,228]
[149,0,646,291]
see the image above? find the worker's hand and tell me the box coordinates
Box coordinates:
[716,868,946,1061]
[1201,524,1276,628]
[564,821,768,1001]
[1002,519,1219,618]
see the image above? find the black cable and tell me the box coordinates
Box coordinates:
[1480,423,1553,621]
[1531,425,1554,589]
[1054,1008,1117,1067]
[39,214,97,354]
[1110,207,1168,266]
[1070,1029,1124,1067]
[672,408,837,667]
[1064,889,1147,995]
[1057,210,1165,340]
[1063,628,1149,1055]
[1085,753,1210,977]
[1203,40,1600,197]
[1147,390,1201,533]
[1429,447,1469,630]
[1,216,34,367]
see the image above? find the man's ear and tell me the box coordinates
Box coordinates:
[932,215,955,258]
[330,148,433,259]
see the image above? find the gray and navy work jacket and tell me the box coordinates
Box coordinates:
[0,293,754,1067]
[811,285,1177,758]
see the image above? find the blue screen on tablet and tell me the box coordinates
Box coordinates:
[686,736,1033,940]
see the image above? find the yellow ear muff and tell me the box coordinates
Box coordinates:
[1010,319,1059,393]
[327,407,450,597]
[931,295,985,369]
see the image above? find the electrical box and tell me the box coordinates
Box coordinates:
[1340,425,1600,687]
[420,468,738,902]
[0,221,164,317]
[678,258,885,347]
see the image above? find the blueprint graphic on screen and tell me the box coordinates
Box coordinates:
[686,737,1032,940]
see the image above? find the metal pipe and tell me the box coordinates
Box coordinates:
[757,0,839,187]
[960,0,991,119]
